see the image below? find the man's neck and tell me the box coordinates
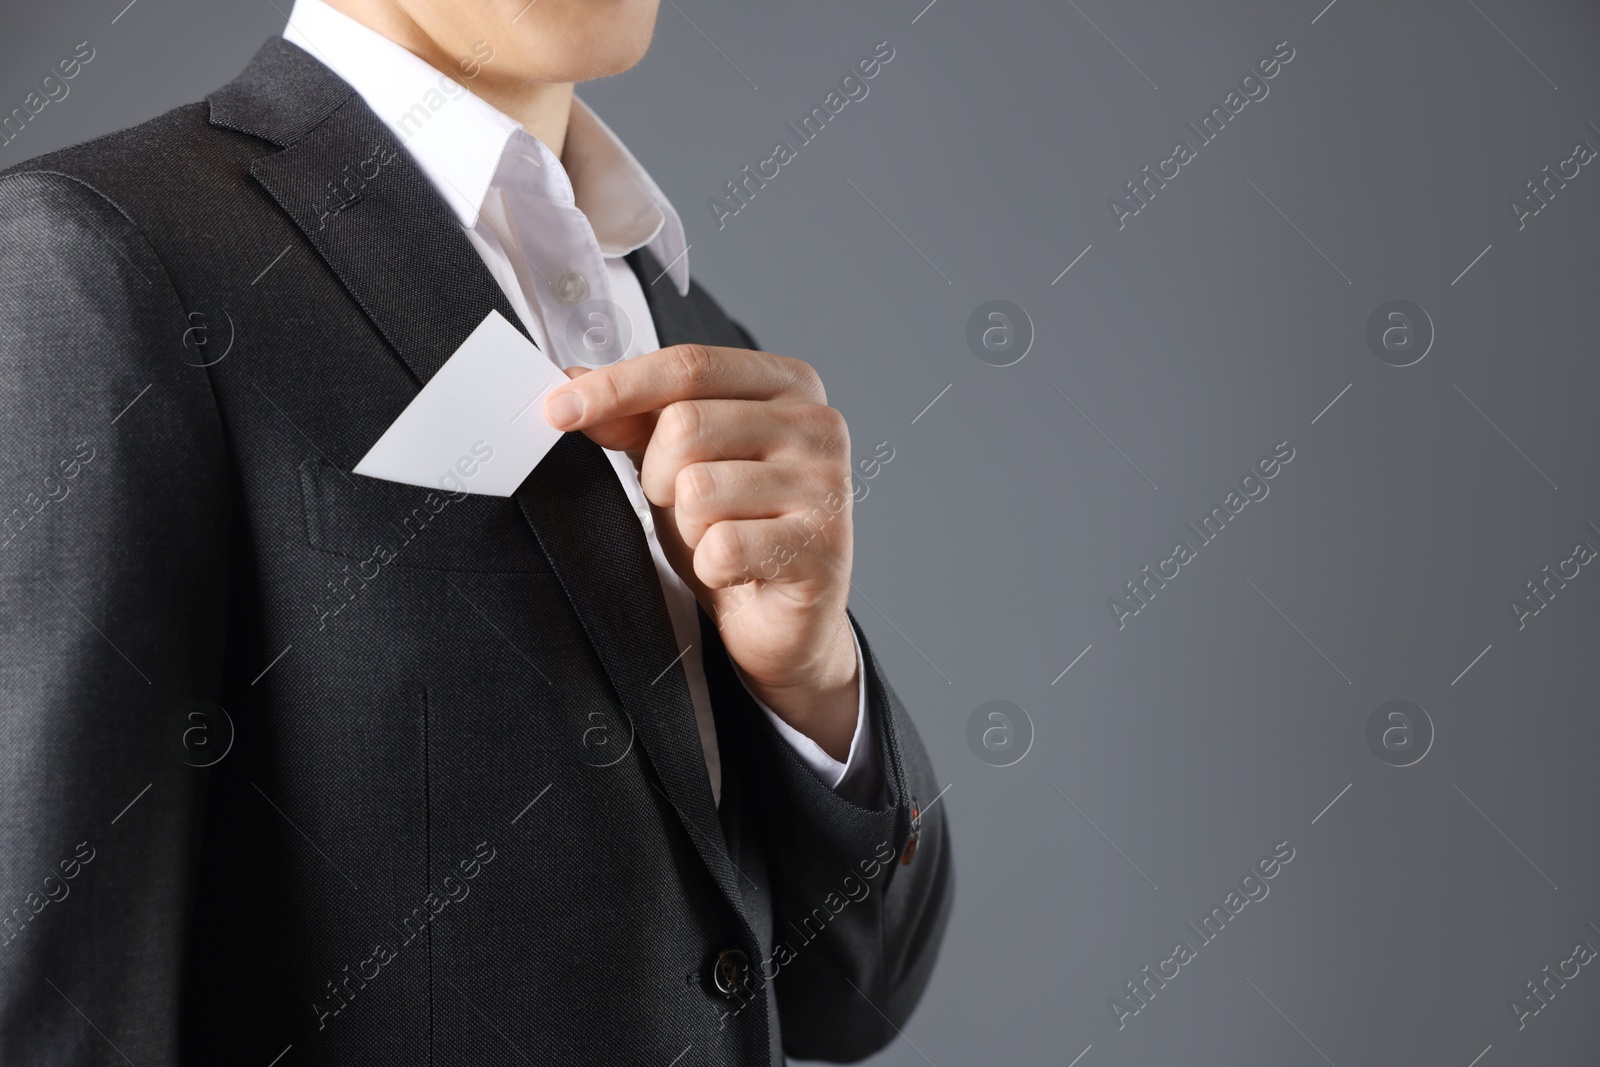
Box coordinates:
[463,77,575,161]
[322,0,575,157]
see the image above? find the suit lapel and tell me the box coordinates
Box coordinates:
[630,246,708,343]
[511,255,753,926]
[246,95,529,385]
[513,439,749,915]
[211,40,751,930]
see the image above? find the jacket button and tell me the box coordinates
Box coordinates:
[712,948,751,997]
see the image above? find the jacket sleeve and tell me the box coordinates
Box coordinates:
[746,614,954,1062]
[0,170,230,1065]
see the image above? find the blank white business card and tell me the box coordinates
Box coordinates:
[353,310,569,497]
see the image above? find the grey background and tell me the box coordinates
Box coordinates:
[6,0,1600,1063]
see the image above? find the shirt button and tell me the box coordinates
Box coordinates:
[553,270,588,304]
[711,948,752,997]
[633,501,655,537]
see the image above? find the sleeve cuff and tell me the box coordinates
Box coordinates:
[739,625,877,796]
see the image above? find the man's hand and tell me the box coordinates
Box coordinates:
[544,344,859,761]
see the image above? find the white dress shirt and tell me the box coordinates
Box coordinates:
[283,0,873,806]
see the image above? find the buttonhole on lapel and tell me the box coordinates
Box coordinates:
[316,193,363,230]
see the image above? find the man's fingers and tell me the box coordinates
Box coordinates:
[550,366,658,452]
[672,461,845,547]
[544,344,823,431]
[576,410,659,454]
[692,513,850,590]
[637,399,829,504]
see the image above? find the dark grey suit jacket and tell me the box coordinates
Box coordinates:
[0,39,951,1067]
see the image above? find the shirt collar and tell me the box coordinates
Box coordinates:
[282,0,690,295]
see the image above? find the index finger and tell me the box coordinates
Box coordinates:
[544,344,823,431]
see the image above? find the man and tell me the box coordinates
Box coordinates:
[0,0,952,1063]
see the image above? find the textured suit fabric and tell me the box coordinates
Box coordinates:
[0,38,952,1066]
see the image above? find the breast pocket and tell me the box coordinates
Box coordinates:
[298,453,551,574]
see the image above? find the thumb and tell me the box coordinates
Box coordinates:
[545,366,657,453]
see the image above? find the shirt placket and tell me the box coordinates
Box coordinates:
[497,153,617,373]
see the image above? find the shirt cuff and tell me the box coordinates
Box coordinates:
[739,625,877,798]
